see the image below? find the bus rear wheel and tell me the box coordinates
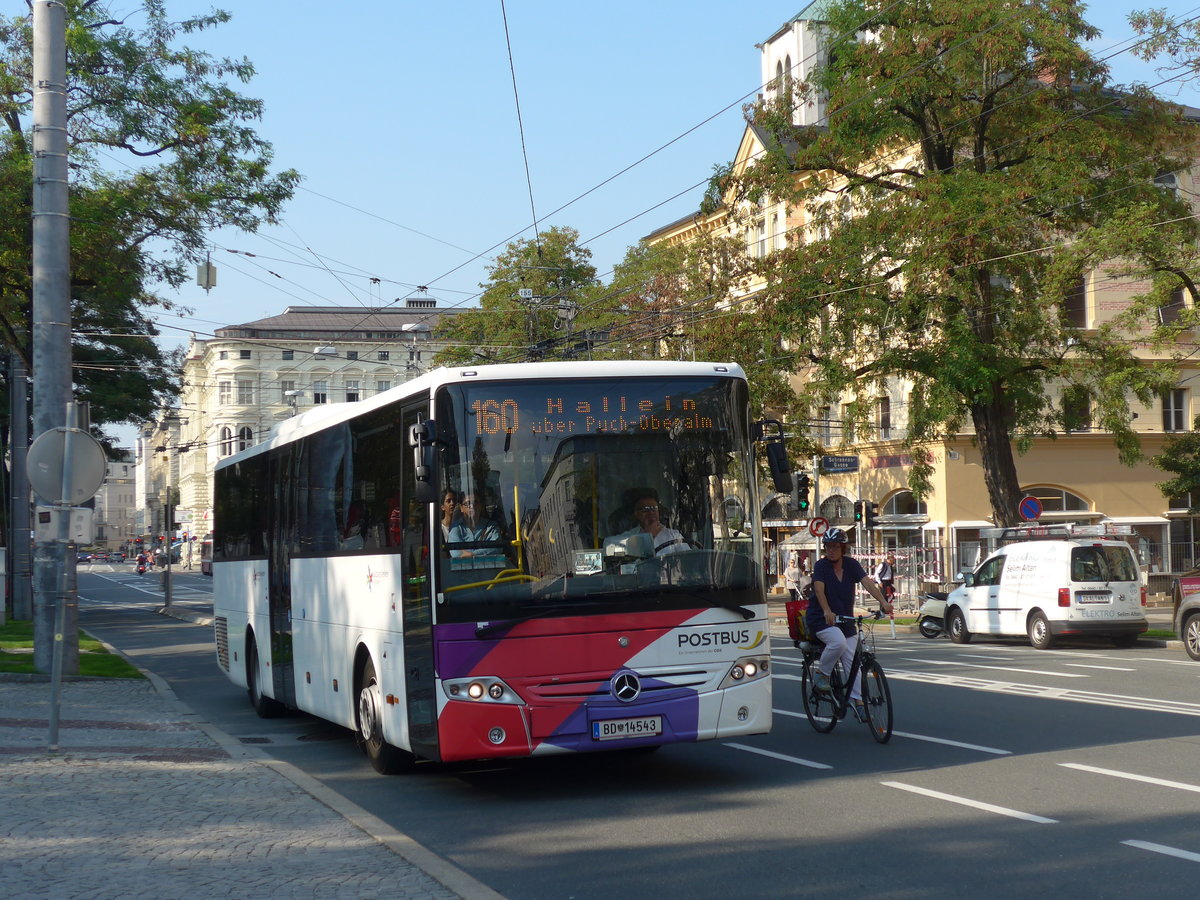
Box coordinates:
[356,658,415,775]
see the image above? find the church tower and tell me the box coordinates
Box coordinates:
[758,2,830,127]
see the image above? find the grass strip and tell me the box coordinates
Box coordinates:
[0,619,144,678]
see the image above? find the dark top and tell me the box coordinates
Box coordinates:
[806,555,868,636]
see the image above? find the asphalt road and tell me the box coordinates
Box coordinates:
[77,567,1200,899]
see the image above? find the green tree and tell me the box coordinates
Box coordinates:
[1154,417,1200,513]
[711,0,1199,526]
[435,226,614,364]
[0,1,299,441]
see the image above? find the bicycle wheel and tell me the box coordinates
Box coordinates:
[801,656,839,733]
[860,657,893,744]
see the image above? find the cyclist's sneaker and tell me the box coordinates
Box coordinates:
[814,670,832,693]
[851,700,867,723]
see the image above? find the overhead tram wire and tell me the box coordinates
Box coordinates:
[500,0,542,256]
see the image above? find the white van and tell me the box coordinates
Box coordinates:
[946,534,1147,649]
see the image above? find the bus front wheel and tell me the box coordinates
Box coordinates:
[356,658,415,775]
[246,635,286,719]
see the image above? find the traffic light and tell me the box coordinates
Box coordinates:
[864,501,879,529]
[796,472,811,514]
[853,501,863,523]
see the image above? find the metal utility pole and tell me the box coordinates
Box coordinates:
[31,0,76,674]
[8,351,33,621]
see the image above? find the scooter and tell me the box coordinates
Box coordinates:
[917,591,948,639]
[136,559,147,575]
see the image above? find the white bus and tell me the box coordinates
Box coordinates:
[212,361,785,772]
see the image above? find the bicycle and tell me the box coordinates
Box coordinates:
[796,610,893,743]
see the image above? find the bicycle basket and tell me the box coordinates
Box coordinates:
[786,599,811,642]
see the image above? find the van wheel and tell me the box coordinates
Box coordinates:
[1183,613,1200,661]
[947,608,971,644]
[1028,612,1054,650]
[356,658,415,774]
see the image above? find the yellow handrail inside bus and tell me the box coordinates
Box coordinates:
[443,571,537,593]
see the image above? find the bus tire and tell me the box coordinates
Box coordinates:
[247,635,286,719]
[356,657,415,774]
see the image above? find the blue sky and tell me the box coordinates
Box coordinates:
[111,0,1200,443]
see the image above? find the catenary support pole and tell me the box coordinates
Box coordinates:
[31,0,77,675]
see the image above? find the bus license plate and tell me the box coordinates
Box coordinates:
[592,716,663,741]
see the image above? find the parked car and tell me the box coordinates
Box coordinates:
[1172,574,1200,661]
[946,530,1147,649]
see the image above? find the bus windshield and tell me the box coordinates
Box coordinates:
[433,375,761,622]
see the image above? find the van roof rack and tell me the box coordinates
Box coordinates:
[979,523,1133,542]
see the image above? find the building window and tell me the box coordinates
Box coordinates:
[842,403,855,445]
[376,381,391,394]
[236,380,254,405]
[346,350,358,360]
[239,349,251,359]
[877,397,892,440]
[1023,486,1089,512]
[218,381,231,405]
[279,380,295,402]
[1159,287,1187,326]
[883,491,928,516]
[313,380,328,404]
[1062,386,1091,432]
[1155,169,1179,198]
[237,426,253,452]
[377,350,390,361]
[282,350,294,360]
[1163,389,1188,432]
[220,426,233,457]
[1064,276,1087,328]
[816,405,832,444]
[345,380,360,402]
[218,350,228,360]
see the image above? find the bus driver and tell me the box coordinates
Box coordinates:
[615,491,691,557]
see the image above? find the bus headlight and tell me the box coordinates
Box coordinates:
[444,676,522,704]
[720,655,771,690]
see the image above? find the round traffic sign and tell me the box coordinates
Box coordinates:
[809,517,829,537]
[26,427,107,504]
[1019,495,1043,521]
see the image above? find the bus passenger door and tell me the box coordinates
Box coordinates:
[267,446,298,708]
[400,403,439,760]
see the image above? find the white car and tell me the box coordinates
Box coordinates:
[946,536,1147,649]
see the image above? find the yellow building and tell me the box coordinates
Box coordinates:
[645,6,1200,600]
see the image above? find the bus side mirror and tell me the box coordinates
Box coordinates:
[408,419,438,504]
[755,419,793,493]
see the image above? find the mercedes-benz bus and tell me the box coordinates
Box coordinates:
[212,361,782,772]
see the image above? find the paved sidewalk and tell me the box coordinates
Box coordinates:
[0,675,498,900]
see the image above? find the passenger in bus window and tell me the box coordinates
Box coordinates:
[449,493,500,558]
[440,489,462,545]
[618,491,691,557]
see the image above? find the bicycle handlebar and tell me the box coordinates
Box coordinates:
[834,610,886,624]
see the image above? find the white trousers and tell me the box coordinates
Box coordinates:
[814,625,860,701]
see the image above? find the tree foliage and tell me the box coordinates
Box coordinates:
[435,226,616,364]
[708,0,1200,526]
[0,1,299,443]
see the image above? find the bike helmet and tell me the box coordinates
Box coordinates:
[821,527,849,545]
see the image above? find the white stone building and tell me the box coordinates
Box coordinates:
[172,301,457,531]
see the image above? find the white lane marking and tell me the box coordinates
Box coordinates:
[726,742,832,770]
[1064,663,1136,671]
[889,731,1011,755]
[1122,840,1200,863]
[957,654,1013,660]
[886,669,1200,717]
[1059,763,1200,794]
[881,782,1057,823]
[908,658,1087,677]
[771,707,1010,755]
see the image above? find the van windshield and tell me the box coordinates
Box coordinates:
[1070,545,1136,582]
